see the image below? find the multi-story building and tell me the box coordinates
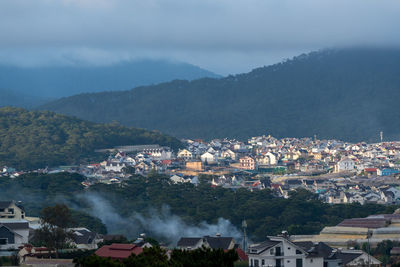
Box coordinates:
[0,201,25,220]
[240,156,256,170]
[248,234,381,267]
[248,235,325,267]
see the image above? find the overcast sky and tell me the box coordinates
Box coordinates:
[1,0,400,75]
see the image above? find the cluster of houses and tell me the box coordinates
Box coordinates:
[6,199,400,266]
[0,201,104,252]
[2,135,400,203]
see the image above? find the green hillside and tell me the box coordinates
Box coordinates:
[0,107,182,169]
[40,48,400,142]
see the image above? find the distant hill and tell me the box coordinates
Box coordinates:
[40,48,400,142]
[0,88,49,108]
[0,59,220,101]
[0,107,182,169]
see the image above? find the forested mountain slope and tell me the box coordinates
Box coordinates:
[0,107,182,169]
[41,48,400,142]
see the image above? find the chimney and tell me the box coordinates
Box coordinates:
[281,230,289,239]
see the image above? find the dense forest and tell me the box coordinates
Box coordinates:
[41,48,400,142]
[0,172,395,243]
[0,59,219,100]
[0,107,182,169]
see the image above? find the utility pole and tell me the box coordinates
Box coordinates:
[367,229,372,267]
[242,219,247,252]
[380,131,383,143]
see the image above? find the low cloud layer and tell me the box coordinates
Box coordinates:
[1,0,400,74]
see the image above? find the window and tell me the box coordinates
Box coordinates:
[270,248,274,255]
[261,259,265,266]
[0,208,5,212]
[296,258,303,267]
[0,238,7,245]
[254,259,259,267]
[8,208,14,214]
[250,259,253,267]
[296,249,302,254]
[275,247,282,256]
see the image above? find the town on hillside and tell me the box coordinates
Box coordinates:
[2,134,400,206]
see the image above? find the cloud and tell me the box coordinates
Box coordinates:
[1,0,400,74]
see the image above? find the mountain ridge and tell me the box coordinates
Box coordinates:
[0,59,220,102]
[39,48,400,142]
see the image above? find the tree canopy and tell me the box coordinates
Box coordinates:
[0,172,396,242]
[0,107,182,169]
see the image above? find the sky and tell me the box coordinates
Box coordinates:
[1,0,400,75]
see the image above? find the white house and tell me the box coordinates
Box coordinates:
[0,220,29,250]
[104,161,126,172]
[0,201,25,220]
[69,227,102,250]
[335,249,381,266]
[200,152,216,164]
[220,149,236,160]
[265,152,277,165]
[248,235,325,267]
[143,147,173,160]
[177,149,193,160]
[248,235,380,267]
[335,157,355,172]
[170,175,190,184]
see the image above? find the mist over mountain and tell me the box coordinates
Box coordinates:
[0,59,220,102]
[0,88,49,108]
[40,48,400,142]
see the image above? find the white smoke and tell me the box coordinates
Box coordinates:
[80,193,242,246]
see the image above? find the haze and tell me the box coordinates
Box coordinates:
[1,0,399,75]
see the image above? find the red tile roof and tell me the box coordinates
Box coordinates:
[235,248,248,261]
[95,243,143,259]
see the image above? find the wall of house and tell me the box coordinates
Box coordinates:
[249,240,324,267]
[186,161,202,171]
[14,228,29,244]
[346,253,380,266]
[0,226,15,250]
[0,203,24,219]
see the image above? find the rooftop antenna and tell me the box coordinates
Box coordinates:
[242,219,248,252]
[380,131,383,143]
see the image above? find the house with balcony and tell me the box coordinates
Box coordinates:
[248,235,341,267]
[0,201,25,220]
[240,156,256,170]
